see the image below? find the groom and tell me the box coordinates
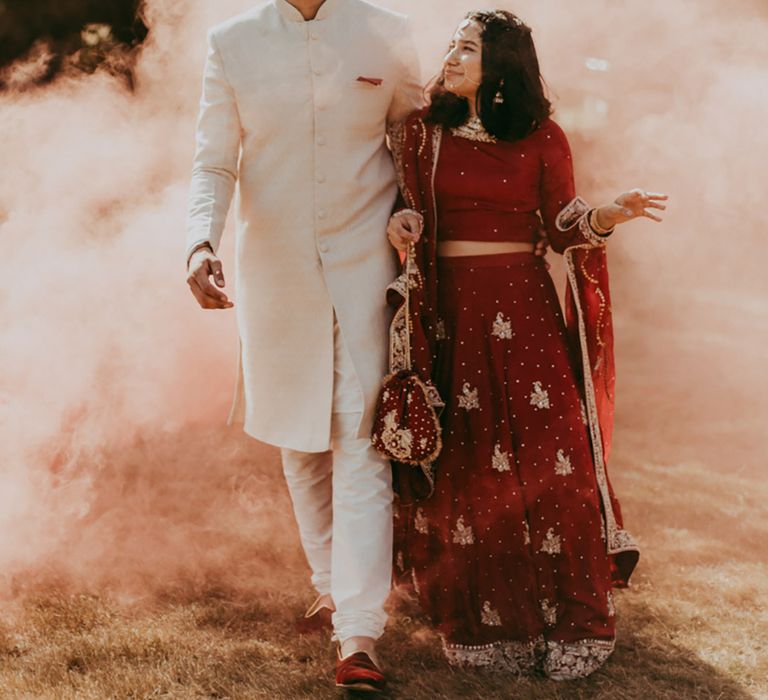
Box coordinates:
[184,0,422,691]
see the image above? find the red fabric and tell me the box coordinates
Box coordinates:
[388,110,638,673]
[397,252,615,647]
[435,119,576,245]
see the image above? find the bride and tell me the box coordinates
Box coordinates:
[385,9,666,680]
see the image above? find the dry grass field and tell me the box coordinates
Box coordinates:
[1,386,766,700]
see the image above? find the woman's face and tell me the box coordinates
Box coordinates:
[442,20,483,100]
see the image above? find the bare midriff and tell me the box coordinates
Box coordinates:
[436,240,535,257]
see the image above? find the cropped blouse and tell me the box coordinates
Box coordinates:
[435,118,581,252]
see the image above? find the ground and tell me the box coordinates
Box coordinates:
[0,399,765,699]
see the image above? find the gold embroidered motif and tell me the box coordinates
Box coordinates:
[442,637,545,674]
[579,400,588,426]
[481,601,502,626]
[554,449,573,476]
[451,116,498,143]
[540,528,562,555]
[452,516,475,545]
[378,410,414,460]
[387,120,418,211]
[607,591,615,617]
[435,318,447,341]
[579,257,607,368]
[523,520,531,545]
[414,508,429,534]
[492,443,511,472]
[555,196,590,231]
[540,599,557,627]
[396,550,404,572]
[388,299,408,373]
[543,639,615,681]
[492,311,512,340]
[441,637,614,679]
[529,381,551,410]
[600,517,607,542]
[458,382,480,411]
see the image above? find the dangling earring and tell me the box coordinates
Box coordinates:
[494,80,505,105]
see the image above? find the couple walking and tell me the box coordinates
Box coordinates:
[185,0,665,692]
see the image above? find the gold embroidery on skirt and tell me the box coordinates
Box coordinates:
[530,381,551,409]
[540,528,562,555]
[481,601,503,626]
[492,443,512,472]
[414,508,429,534]
[452,516,475,545]
[492,311,513,339]
[540,599,557,627]
[554,448,573,476]
[458,382,480,411]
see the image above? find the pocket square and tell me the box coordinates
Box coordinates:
[356,76,383,86]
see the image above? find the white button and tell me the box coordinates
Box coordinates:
[312,67,322,76]
[319,242,329,253]
[317,174,326,183]
[317,136,326,146]
[310,32,319,40]
[318,210,327,219]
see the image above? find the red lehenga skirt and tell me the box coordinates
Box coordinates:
[394,252,619,680]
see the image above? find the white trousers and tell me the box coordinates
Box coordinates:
[280,317,392,642]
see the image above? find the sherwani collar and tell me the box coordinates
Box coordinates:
[273,0,345,22]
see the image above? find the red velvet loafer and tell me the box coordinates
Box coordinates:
[335,651,386,693]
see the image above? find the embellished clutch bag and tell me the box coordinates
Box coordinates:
[371,369,442,465]
[371,244,442,469]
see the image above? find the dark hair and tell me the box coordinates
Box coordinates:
[426,10,552,141]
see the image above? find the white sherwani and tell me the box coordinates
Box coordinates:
[186,0,422,453]
[186,0,422,643]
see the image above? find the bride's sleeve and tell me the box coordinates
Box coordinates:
[538,120,609,253]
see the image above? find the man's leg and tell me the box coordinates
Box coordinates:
[330,410,393,650]
[280,447,333,599]
[328,318,393,656]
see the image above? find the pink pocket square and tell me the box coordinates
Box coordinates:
[356,76,383,86]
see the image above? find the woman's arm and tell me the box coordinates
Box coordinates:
[539,121,667,251]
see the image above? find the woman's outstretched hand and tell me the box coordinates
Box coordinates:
[596,189,668,229]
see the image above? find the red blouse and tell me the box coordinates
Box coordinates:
[435,118,580,252]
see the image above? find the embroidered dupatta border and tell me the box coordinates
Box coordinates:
[564,241,638,562]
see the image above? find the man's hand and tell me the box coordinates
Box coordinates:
[386,210,423,252]
[186,246,234,310]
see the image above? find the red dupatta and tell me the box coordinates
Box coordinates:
[386,109,638,583]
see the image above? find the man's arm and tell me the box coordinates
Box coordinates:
[186,29,241,263]
[185,30,240,310]
[386,17,424,126]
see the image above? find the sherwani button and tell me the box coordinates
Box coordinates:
[317,174,326,183]
[319,242,329,253]
[318,210,327,219]
[317,136,327,146]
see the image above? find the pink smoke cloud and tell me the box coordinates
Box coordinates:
[0,0,765,598]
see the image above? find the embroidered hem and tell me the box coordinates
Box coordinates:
[442,636,544,675]
[544,639,615,681]
[442,636,615,680]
